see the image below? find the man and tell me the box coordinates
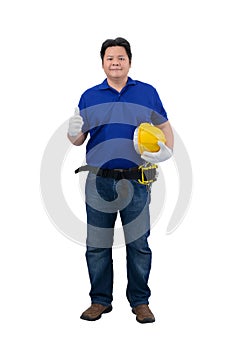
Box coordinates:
[67,37,174,323]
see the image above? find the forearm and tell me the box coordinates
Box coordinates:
[67,132,87,146]
[157,121,174,150]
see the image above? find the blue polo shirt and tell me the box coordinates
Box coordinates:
[78,77,168,169]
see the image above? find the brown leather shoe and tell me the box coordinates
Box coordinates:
[132,304,155,323]
[80,304,112,321]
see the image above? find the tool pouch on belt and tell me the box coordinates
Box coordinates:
[138,163,158,185]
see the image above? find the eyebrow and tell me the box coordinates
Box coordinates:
[106,55,126,58]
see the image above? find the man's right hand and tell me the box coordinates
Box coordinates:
[68,107,84,137]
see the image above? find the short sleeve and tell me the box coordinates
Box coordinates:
[151,88,168,125]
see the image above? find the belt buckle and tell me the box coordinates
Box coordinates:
[138,163,158,185]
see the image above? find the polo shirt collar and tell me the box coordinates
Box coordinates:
[99,77,137,90]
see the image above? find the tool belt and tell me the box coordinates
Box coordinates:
[75,163,158,185]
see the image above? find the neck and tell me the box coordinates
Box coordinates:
[107,77,128,92]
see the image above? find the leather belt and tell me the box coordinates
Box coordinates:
[75,164,158,185]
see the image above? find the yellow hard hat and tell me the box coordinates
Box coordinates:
[133,123,166,154]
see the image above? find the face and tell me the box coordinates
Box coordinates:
[102,46,131,81]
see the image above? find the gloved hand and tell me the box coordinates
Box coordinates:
[68,107,84,137]
[141,142,173,163]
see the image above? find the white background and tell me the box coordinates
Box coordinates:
[1,0,233,349]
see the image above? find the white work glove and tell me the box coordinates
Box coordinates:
[68,107,84,137]
[141,142,173,163]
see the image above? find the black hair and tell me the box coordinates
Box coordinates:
[100,37,132,63]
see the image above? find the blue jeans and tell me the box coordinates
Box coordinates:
[85,173,152,308]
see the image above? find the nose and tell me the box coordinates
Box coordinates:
[112,59,120,66]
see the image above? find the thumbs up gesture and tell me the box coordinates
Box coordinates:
[68,107,84,137]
